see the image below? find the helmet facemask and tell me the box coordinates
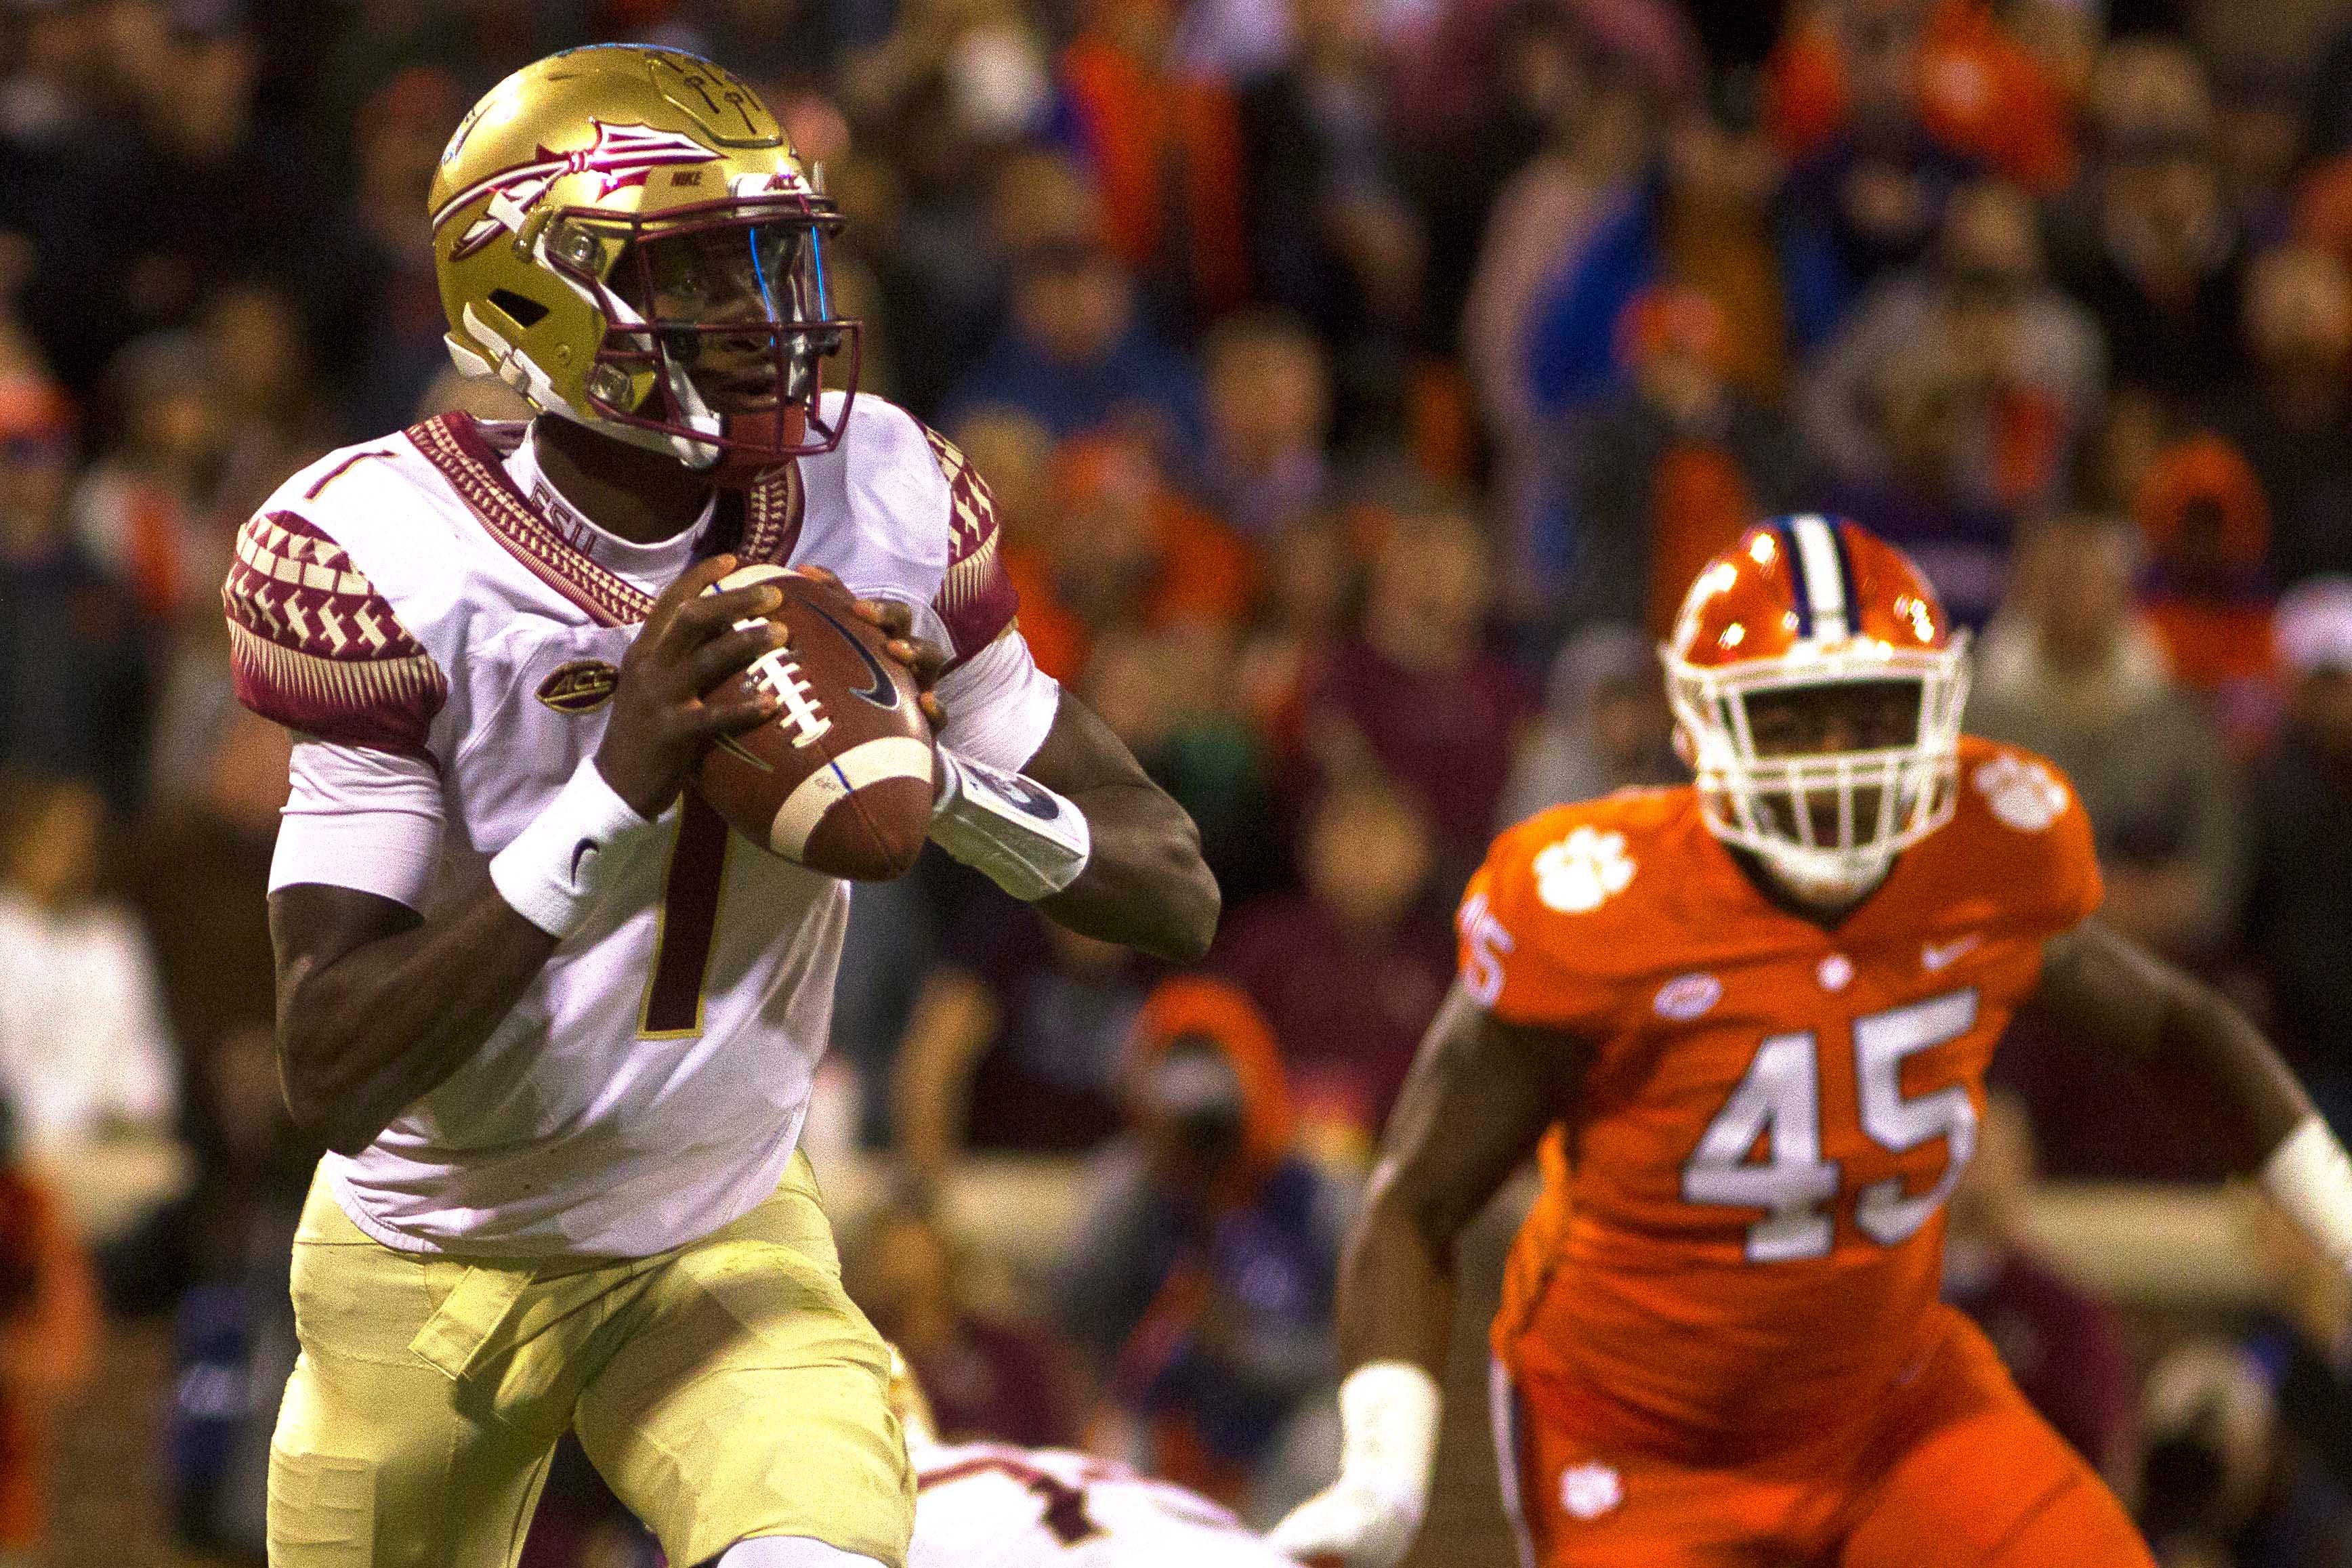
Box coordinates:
[1666,639,1971,902]
[541,195,858,481]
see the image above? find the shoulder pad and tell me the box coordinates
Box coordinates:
[223,509,449,759]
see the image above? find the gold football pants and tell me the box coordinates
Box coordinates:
[266,1153,913,1568]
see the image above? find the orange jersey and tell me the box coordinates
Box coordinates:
[1460,735,2100,1456]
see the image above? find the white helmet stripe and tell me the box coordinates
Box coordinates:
[1788,515,1849,641]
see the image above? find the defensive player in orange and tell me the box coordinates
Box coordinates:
[1271,516,2352,1567]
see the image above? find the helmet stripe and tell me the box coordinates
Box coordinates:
[1772,519,1814,639]
[1787,514,1849,640]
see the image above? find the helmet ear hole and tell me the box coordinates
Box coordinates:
[488,289,549,329]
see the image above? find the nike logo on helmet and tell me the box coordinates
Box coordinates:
[1922,934,1981,972]
[806,601,900,708]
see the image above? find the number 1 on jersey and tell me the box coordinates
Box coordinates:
[1681,990,1980,1262]
[640,794,730,1038]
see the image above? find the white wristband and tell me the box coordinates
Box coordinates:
[489,756,667,938]
[1335,1360,1442,1521]
[2261,1115,2352,1270]
[928,748,1091,901]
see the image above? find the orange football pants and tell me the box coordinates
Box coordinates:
[1494,1307,2154,1567]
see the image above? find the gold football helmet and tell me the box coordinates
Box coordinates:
[429,44,857,478]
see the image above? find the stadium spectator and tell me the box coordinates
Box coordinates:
[1080,620,1282,902]
[2200,245,2352,589]
[1545,283,1808,631]
[1971,513,2241,956]
[0,774,184,1253]
[1288,496,1525,872]
[2137,1338,2352,1567]
[130,706,302,1280]
[2242,579,2352,1133]
[1941,1092,2138,1485]
[845,1198,1089,1449]
[946,231,1209,450]
[0,1089,97,1567]
[1234,511,1353,749]
[0,377,147,815]
[198,282,335,524]
[1234,0,1423,406]
[1803,179,2103,519]
[1054,0,1250,333]
[68,331,234,630]
[1763,0,2074,195]
[1053,978,1343,1518]
[1217,774,1451,1145]
[1460,10,1663,507]
[892,908,1150,1189]
[1811,342,2016,631]
[1198,311,1333,541]
[2048,39,2247,409]
[1497,623,1680,826]
[321,66,467,438]
[2133,436,2282,755]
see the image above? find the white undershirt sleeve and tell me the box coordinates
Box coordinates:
[269,739,448,910]
[933,628,1062,773]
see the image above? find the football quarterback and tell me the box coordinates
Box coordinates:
[230,45,1215,1568]
[1272,517,2352,1567]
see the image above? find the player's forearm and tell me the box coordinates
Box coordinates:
[1337,1179,1460,1378]
[1038,782,1219,963]
[272,885,558,1156]
[2134,975,2313,1172]
[2036,920,2310,1172]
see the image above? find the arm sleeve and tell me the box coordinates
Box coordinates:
[933,629,1061,772]
[268,740,447,910]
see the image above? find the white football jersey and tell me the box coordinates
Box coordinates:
[910,1443,1298,1568]
[225,394,1055,1258]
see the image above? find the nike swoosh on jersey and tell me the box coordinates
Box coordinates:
[1921,934,1983,971]
[806,601,899,708]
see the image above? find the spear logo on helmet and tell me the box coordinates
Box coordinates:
[433,121,723,260]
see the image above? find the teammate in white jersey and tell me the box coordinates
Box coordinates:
[228,45,1217,1568]
[891,1356,1299,1568]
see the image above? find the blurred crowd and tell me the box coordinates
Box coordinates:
[6,0,2352,1561]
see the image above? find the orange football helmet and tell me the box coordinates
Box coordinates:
[1662,515,1969,898]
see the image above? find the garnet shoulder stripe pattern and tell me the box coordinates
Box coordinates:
[222,509,448,757]
[918,421,1018,664]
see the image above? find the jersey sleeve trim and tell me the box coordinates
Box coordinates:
[224,510,449,760]
[919,422,1020,667]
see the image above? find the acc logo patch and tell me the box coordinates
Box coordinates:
[1561,1462,1624,1521]
[1973,753,2068,833]
[537,659,620,714]
[1652,973,1721,1021]
[1533,827,1635,913]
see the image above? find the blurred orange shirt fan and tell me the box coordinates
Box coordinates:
[1765,0,2074,194]
[1461,736,2099,1455]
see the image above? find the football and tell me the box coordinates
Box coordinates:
[694,564,936,880]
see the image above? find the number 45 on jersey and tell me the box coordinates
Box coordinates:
[1683,991,1981,1263]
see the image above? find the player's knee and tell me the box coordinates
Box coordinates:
[710,1535,891,1568]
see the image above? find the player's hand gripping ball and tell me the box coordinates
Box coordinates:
[695,564,938,880]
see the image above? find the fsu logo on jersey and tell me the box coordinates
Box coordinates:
[537,659,620,713]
